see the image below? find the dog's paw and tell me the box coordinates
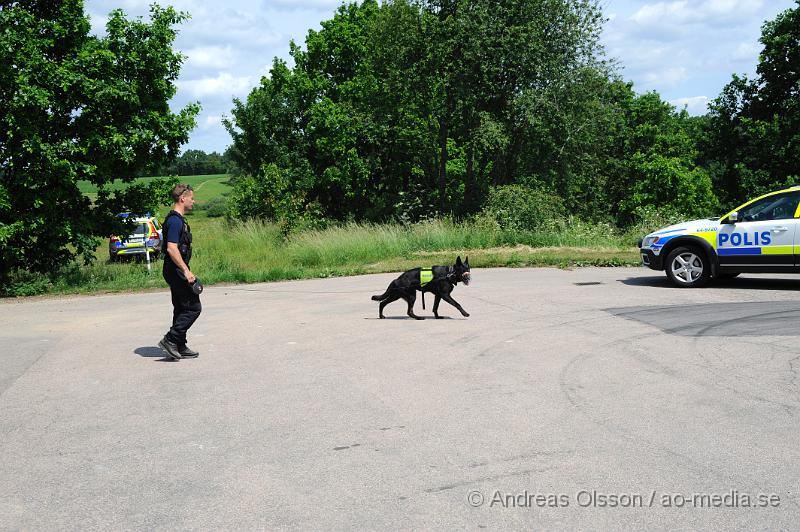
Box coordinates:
[462,312,470,318]
[379,315,385,319]
[435,315,444,319]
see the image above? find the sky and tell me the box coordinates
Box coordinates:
[84,0,798,154]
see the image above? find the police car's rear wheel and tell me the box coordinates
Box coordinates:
[665,246,710,288]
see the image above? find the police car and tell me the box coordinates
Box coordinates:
[109,214,163,262]
[640,186,800,287]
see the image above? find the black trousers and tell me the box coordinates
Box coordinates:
[164,266,202,346]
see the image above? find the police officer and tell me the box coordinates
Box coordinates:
[158,183,202,360]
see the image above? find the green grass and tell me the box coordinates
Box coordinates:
[2,175,646,297]
[78,174,231,209]
[81,174,232,263]
[5,217,641,297]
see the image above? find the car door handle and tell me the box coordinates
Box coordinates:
[771,226,789,232]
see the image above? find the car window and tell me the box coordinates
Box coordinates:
[131,223,148,236]
[739,192,800,222]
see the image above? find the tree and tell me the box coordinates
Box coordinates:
[0,1,199,281]
[227,163,304,235]
[225,0,612,223]
[156,149,229,176]
[600,90,717,222]
[702,0,799,208]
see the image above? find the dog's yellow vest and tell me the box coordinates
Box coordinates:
[420,268,433,287]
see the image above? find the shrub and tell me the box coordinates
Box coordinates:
[393,178,437,225]
[227,163,305,236]
[204,196,228,218]
[1,270,52,297]
[480,184,566,232]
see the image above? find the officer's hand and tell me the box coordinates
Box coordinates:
[185,270,197,284]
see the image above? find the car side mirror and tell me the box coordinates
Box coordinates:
[726,212,739,224]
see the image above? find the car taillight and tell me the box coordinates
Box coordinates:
[111,236,120,242]
[150,232,159,240]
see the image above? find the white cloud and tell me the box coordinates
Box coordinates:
[81,0,797,148]
[643,66,689,89]
[603,0,794,116]
[631,0,766,27]
[631,1,693,26]
[181,10,283,50]
[731,41,761,62]
[705,0,765,18]
[88,13,108,35]
[201,114,223,130]
[185,46,235,69]
[113,0,203,11]
[266,0,345,8]
[177,73,254,98]
[670,95,711,114]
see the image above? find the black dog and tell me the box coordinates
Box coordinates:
[371,256,471,320]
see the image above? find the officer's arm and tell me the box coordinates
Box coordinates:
[166,242,195,283]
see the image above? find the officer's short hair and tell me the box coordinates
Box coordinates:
[171,183,193,202]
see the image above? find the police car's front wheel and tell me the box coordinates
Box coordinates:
[665,246,711,288]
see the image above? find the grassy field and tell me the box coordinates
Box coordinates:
[24,217,640,296]
[83,173,232,258]
[4,175,643,297]
[78,174,230,207]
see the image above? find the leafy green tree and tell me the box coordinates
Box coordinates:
[603,90,719,222]
[225,0,612,223]
[225,59,308,179]
[419,0,610,215]
[227,163,304,235]
[227,0,429,221]
[0,1,198,281]
[621,154,718,221]
[703,0,799,207]
[513,71,628,219]
[157,149,229,176]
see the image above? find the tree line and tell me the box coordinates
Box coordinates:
[149,149,234,177]
[224,0,799,227]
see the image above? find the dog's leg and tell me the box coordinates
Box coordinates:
[404,292,424,320]
[379,293,401,319]
[433,295,443,319]
[442,294,469,317]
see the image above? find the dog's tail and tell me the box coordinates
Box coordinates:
[371,289,390,301]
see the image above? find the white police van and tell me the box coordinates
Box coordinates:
[640,186,800,287]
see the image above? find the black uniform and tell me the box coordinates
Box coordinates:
[162,210,201,347]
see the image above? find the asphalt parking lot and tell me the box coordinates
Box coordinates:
[2,267,799,530]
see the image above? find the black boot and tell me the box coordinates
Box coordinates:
[158,336,182,360]
[178,344,199,358]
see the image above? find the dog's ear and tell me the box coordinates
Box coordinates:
[456,256,462,266]
[465,257,469,267]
